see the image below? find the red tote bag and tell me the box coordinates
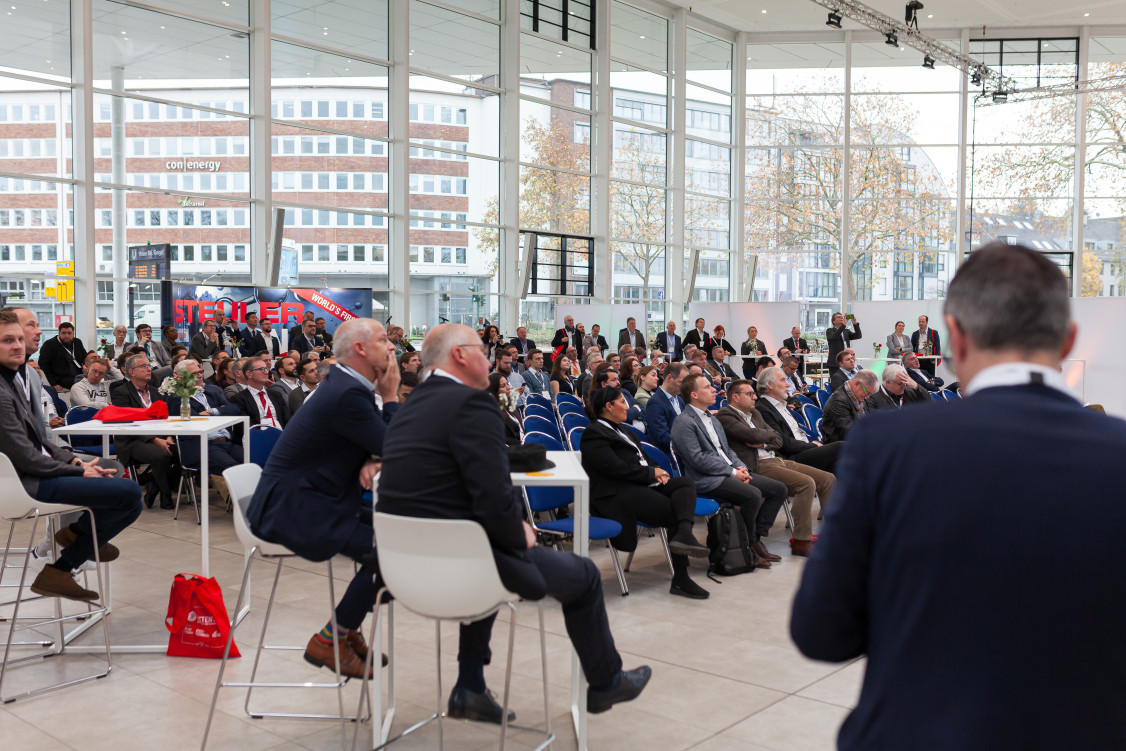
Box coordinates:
[165,574,240,659]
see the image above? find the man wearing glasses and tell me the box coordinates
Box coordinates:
[230,356,289,430]
[110,354,180,509]
[821,369,878,444]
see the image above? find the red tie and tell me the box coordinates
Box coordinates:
[257,390,275,427]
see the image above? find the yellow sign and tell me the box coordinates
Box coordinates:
[54,261,74,302]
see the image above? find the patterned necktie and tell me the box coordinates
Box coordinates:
[257,390,275,426]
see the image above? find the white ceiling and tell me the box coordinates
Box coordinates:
[674,0,1126,34]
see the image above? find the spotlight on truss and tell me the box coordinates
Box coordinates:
[905,0,923,29]
[992,90,1008,103]
[885,32,899,47]
[826,11,842,28]
[970,70,983,86]
[922,54,935,69]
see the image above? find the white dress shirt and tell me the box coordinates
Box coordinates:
[764,394,808,442]
[689,404,733,469]
[246,386,280,428]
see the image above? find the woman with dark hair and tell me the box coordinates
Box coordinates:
[579,386,711,599]
[619,356,639,396]
[549,354,576,397]
[214,357,234,390]
[487,372,523,447]
[633,365,660,407]
[482,324,501,363]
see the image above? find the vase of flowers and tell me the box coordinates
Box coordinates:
[873,343,883,358]
[223,332,243,354]
[99,337,114,358]
[158,369,200,421]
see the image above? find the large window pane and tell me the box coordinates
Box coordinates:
[272,0,389,60]
[0,1,70,79]
[611,2,668,73]
[410,0,499,82]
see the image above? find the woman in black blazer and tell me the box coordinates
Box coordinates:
[711,325,737,357]
[579,386,710,599]
[549,354,576,397]
[487,372,522,447]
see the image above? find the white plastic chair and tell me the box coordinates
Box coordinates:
[201,463,364,750]
[0,454,112,703]
[355,511,554,751]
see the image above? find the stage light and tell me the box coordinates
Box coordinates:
[922,55,935,69]
[905,0,924,29]
[826,11,842,28]
[885,32,899,48]
[992,91,1008,103]
[970,70,983,86]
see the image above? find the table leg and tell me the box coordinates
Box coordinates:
[237,422,252,622]
[572,478,589,750]
[200,440,209,578]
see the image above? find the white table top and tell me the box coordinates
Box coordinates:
[509,450,588,486]
[53,415,249,435]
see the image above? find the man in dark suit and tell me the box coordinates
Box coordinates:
[247,318,400,679]
[229,356,289,433]
[378,323,650,722]
[291,319,326,356]
[902,352,945,391]
[756,367,842,473]
[792,242,1126,749]
[111,353,179,509]
[644,362,688,452]
[37,321,88,392]
[654,321,683,361]
[239,311,268,357]
[865,364,929,412]
[508,326,535,367]
[163,360,245,475]
[314,317,334,351]
[826,312,861,383]
[781,356,814,400]
[287,310,315,346]
[683,317,712,354]
[829,349,864,392]
[783,326,809,371]
[617,317,646,352]
[287,357,321,415]
[550,315,582,361]
[259,319,282,358]
[821,371,877,444]
[204,351,229,387]
[0,310,141,602]
[190,319,222,360]
[910,314,941,377]
[705,346,739,388]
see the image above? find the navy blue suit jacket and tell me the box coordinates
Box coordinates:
[654,331,683,361]
[239,327,268,357]
[165,384,242,468]
[791,384,1126,749]
[644,386,683,452]
[246,368,398,561]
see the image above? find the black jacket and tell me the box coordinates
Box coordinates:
[822,385,861,443]
[865,384,929,412]
[109,380,169,464]
[38,336,88,389]
[578,419,658,552]
[756,396,817,459]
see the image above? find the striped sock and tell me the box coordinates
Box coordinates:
[314,621,346,646]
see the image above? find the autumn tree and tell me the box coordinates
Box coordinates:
[744,87,955,301]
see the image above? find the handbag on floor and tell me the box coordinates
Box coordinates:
[165,573,240,659]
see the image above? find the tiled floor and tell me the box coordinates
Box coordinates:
[0,497,860,750]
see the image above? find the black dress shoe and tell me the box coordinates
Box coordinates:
[669,575,710,600]
[447,686,515,724]
[159,495,175,510]
[587,666,652,714]
[143,483,158,509]
[668,529,709,558]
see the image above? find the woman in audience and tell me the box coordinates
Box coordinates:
[550,354,576,398]
[487,372,523,447]
[712,325,737,357]
[886,320,911,359]
[620,356,639,396]
[580,386,710,599]
[213,357,235,390]
[482,324,502,363]
[633,365,660,407]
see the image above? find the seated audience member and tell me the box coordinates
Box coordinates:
[191,319,222,360]
[829,349,862,392]
[160,324,181,356]
[776,347,792,361]
[682,343,698,365]
[223,358,250,401]
[756,367,842,472]
[71,356,112,408]
[135,323,170,369]
[632,345,647,364]
[230,354,288,430]
[247,318,399,678]
[672,373,783,564]
[619,356,639,396]
[211,355,234,390]
[378,324,651,721]
[397,370,418,402]
[510,326,535,366]
[163,360,245,475]
[566,346,581,379]
[689,350,716,388]
[781,356,813,399]
[592,364,644,424]
[822,369,878,444]
[270,355,299,398]
[388,325,414,356]
[577,353,604,402]
[313,318,333,351]
[719,380,835,558]
[521,349,551,397]
[487,372,522,447]
[398,350,421,374]
[706,346,739,387]
[106,324,131,361]
[0,310,141,601]
[550,353,577,398]
[866,364,929,411]
[902,352,945,391]
[633,365,660,408]
[645,362,687,452]
[753,357,777,384]
[292,319,327,356]
[606,352,622,371]
[37,321,88,392]
[287,357,321,415]
[111,353,179,509]
[581,385,710,598]
[493,350,525,406]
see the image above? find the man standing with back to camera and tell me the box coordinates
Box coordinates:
[791,242,1126,749]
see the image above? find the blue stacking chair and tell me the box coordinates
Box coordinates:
[523,403,555,422]
[944,389,961,400]
[930,391,944,402]
[555,392,582,409]
[816,389,831,408]
[801,404,823,434]
[66,406,116,458]
[560,412,589,437]
[522,485,628,595]
[566,426,584,451]
[523,431,565,452]
[249,425,283,468]
[523,415,561,441]
[620,423,647,443]
[526,393,552,410]
[556,401,586,418]
[797,394,817,409]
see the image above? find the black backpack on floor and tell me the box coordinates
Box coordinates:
[706,503,758,578]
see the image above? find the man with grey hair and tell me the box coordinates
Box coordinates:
[578,351,604,401]
[865,363,928,412]
[164,359,244,476]
[379,323,651,722]
[821,369,877,444]
[792,242,1126,749]
[223,357,251,401]
[902,351,945,392]
[755,366,842,473]
[110,353,179,509]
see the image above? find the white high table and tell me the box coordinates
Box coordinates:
[510,450,590,751]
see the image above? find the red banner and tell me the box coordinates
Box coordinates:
[291,288,360,323]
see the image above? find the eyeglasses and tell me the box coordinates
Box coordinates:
[248,366,269,373]
[456,343,488,356]
[132,364,152,370]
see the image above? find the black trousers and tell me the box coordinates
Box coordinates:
[747,472,788,539]
[335,521,381,631]
[459,546,623,689]
[595,476,696,558]
[792,441,842,474]
[705,476,764,538]
[124,440,178,498]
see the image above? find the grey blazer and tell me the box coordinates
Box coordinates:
[0,374,81,496]
[670,406,747,493]
[885,333,911,359]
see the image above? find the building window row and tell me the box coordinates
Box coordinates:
[409,210,469,229]
[0,138,60,158]
[408,245,468,265]
[97,137,249,158]
[96,101,247,122]
[284,209,388,227]
[408,140,469,159]
[96,208,250,229]
[272,99,384,121]
[0,177,62,193]
[0,103,59,123]
[272,135,385,156]
[407,103,468,125]
[0,244,60,262]
[300,243,389,264]
[273,171,386,192]
[0,209,59,227]
[407,174,468,195]
[95,172,249,192]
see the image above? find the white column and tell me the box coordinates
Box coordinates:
[71,0,98,342]
[249,0,272,286]
[1073,26,1090,298]
[388,0,411,331]
[956,27,969,268]
[591,0,612,305]
[498,0,520,332]
[733,32,748,302]
[110,65,127,327]
[667,8,687,324]
[840,30,852,313]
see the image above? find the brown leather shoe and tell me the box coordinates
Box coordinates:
[755,557,773,569]
[303,634,372,679]
[54,527,120,563]
[752,540,782,562]
[29,566,99,602]
[345,629,389,667]
[790,538,814,557]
